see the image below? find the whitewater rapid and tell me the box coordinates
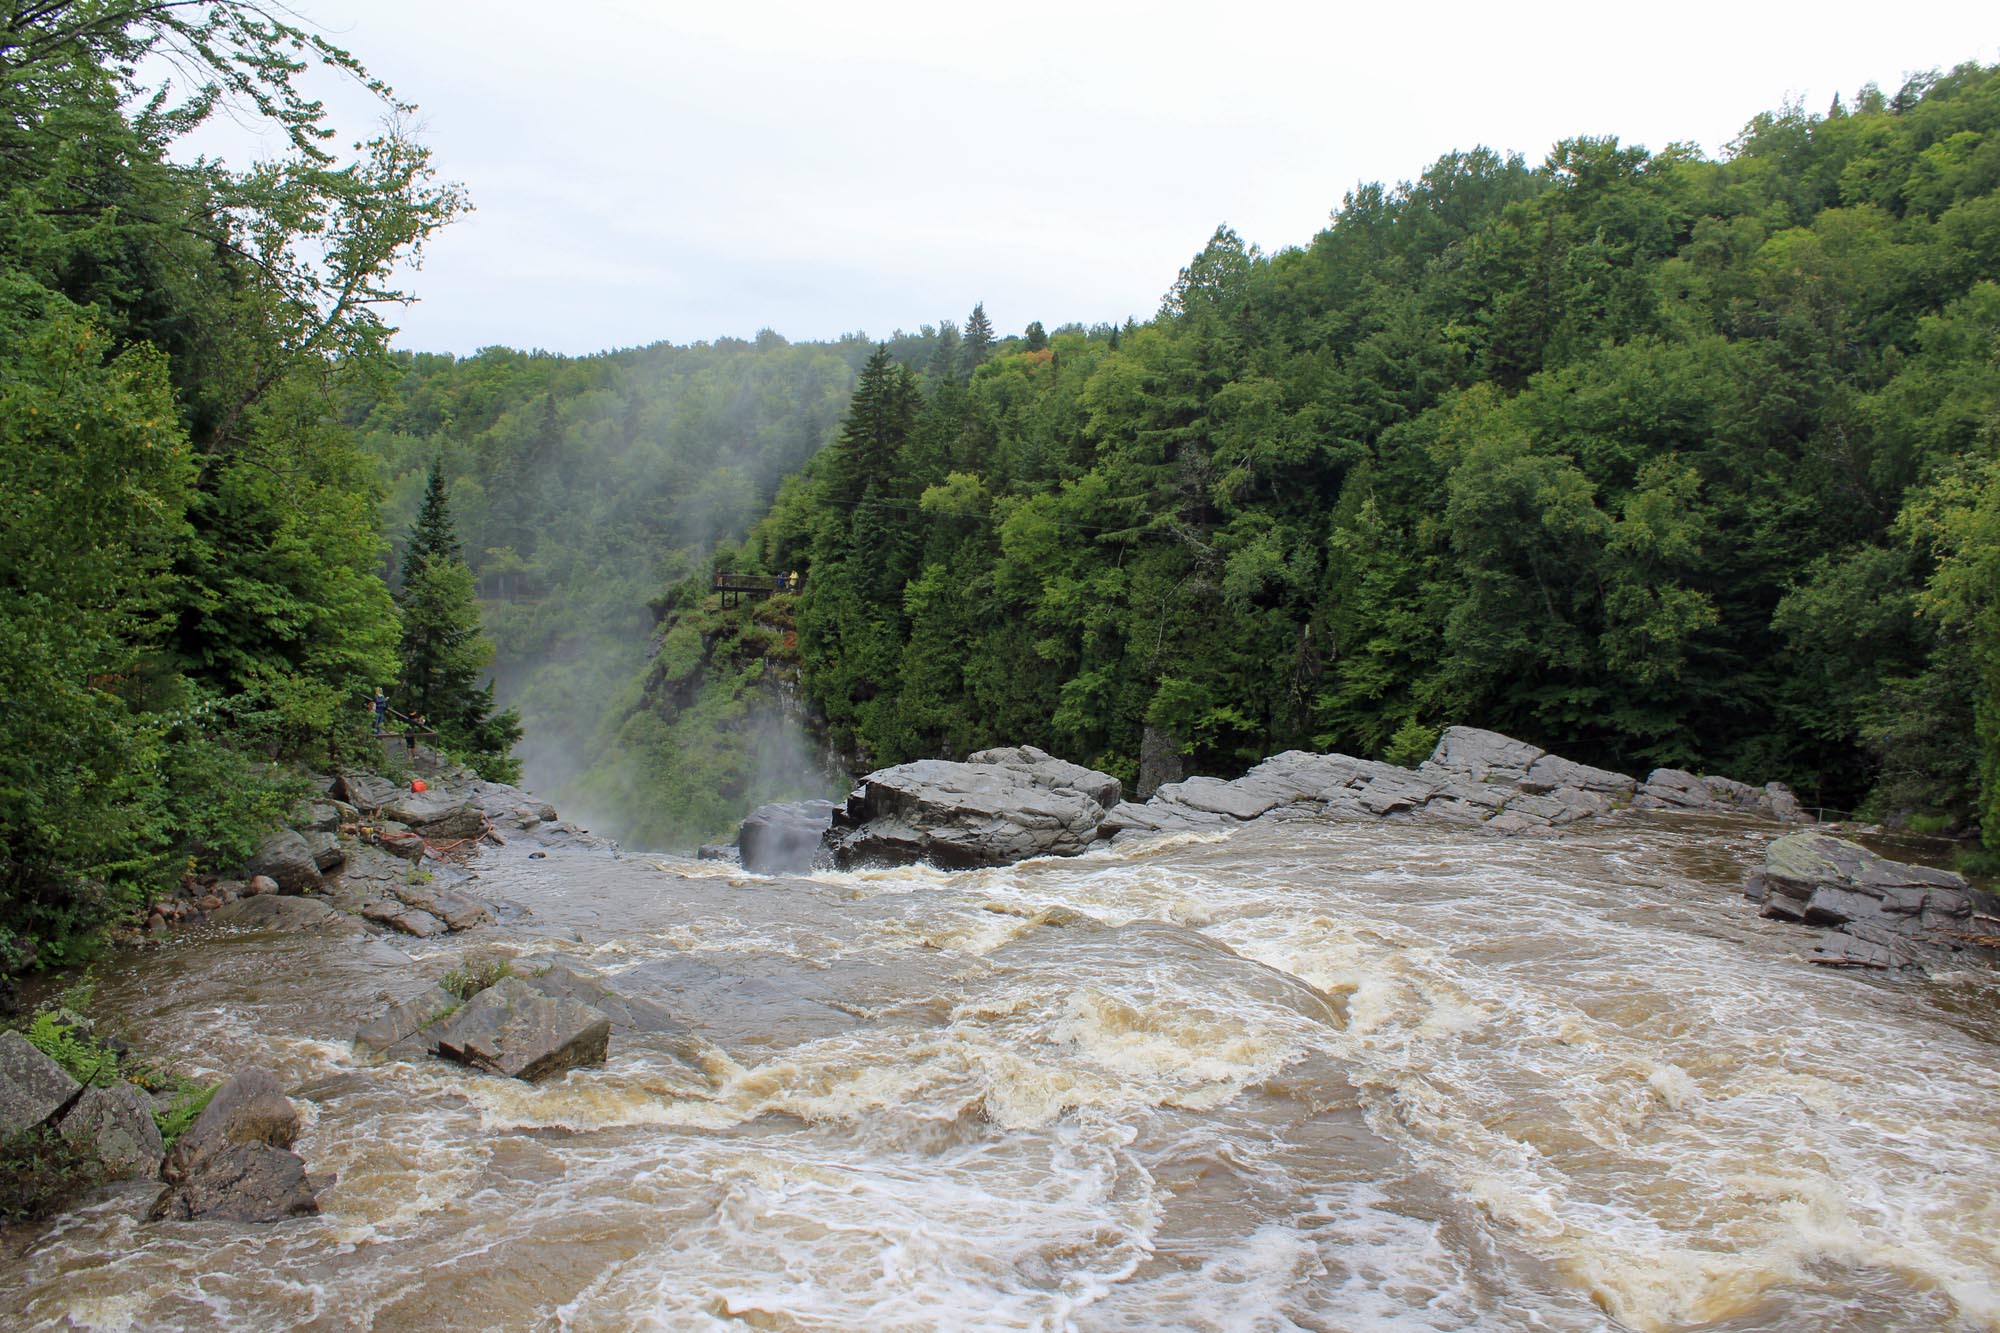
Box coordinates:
[3,814,1997,1331]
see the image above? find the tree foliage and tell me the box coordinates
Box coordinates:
[704,60,2000,846]
[0,2,461,973]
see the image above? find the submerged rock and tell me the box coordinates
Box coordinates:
[1747,830,2000,972]
[738,799,836,874]
[823,746,1122,869]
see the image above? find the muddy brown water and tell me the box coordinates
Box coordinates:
[3,813,1998,1330]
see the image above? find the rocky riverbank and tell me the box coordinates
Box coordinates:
[3,758,614,1227]
[139,754,613,943]
[731,726,1810,876]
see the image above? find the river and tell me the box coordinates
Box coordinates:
[3,813,1997,1331]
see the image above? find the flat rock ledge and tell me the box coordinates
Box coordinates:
[797,727,1807,872]
[1101,725,1804,844]
[1746,830,2000,972]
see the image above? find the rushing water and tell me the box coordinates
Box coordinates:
[5,813,1999,1331]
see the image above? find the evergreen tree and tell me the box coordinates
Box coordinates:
[962,302,995,375]
[395,465,520,778]
[405,457,465,572]
[928,319,962,379]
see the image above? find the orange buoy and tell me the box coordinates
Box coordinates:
[411,779,427,793]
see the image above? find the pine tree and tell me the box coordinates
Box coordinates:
[928,319,962,379]
[395,462,520,778]
[405,456,463,572]
[962,302,995,376]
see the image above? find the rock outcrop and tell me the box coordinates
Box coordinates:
[738,799,837,874]
[1746,831,2000,971]
[746,727,1806,871]
[60,1083,164,1179]
[0,1031,82,1135]
[151,1068,323,1222]
[822,746,1123,869]
[1636,769,1806,821]
[429,976,610,1081]
[1101,727,1804,844]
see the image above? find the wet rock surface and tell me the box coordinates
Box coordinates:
[59,1083,164,1180]
[152,1068,322,1223]
[738,799,836,874]
[429,976,611,1082]
[1099,727,1804,846]
[1746,830,2000,971]
[823,745,1123,869]
[146,756,594,944]
[0,1031,81,1133]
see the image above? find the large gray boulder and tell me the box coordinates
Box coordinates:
[379,790,485,841]
[1747,830,2000,971]
[0,1030,81,1134]
[822,746,1122,869]
[153,1068,322,1222]
[60,1083,163,1179]
[430,976,610,1081]
[242,829,324,894]
[333,769,402,813]
[738,799,837,874]
[151,1144,321,1222]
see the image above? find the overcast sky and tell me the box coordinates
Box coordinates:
[234,1,1996,356]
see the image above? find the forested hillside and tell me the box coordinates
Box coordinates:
[346,333,883,807]
[704,63,2000,849]
[0,3,471,975]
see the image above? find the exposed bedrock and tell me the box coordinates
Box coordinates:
[1102,726,1803,844]
[809,726,1806,871]
[820,745,1124,870]
[1745,830,2000,972]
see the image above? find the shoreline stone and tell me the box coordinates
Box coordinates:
[1746,830,2000,972]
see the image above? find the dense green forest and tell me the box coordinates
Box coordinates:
[351,61,2000,853]
[0,3,506,979]
[345,332,882,815]
[702,63,2000,849]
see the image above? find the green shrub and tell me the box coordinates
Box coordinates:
[23,1007,120,1089]
[153,1081,219,1147]
[1383,718,1441,769]
[441,953,513,1001]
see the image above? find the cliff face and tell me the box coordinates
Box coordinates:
[569,586,846,851]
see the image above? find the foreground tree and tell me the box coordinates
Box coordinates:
[396,461,521,779]
[0,2,466,974]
